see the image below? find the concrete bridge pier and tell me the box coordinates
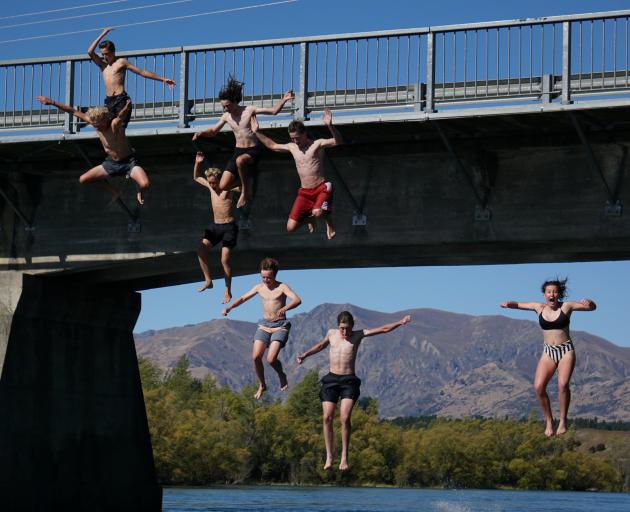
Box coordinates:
[0,272,161,512]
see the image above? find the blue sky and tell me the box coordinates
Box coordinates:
[2,1,629,347]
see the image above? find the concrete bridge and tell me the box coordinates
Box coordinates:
[1,9,630,511]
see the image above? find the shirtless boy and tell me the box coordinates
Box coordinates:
[251,108,341,240]
[193,152,240,303]
[192,77,293,209]
[88,27,176,127]
[36,96,149,204]
[297,311,412,471]
[222,258,301,400]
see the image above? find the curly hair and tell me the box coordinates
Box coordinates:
[204,167,222,179]
[260,257,279,275]
[86,106,110,125]
[541,277,568,299]
[337,311,355,326]
[218,76,243,104]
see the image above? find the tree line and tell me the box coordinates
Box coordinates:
[139,356,624,491]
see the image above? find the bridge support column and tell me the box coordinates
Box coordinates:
[0,273,161,512]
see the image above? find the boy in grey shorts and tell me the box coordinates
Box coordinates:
[222,258,301,400]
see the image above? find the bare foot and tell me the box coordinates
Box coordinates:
[222,288,232,304]
[339,459,349,471]
[556,422,568,435]
[324,457,333,470]
[326,224,336,240]
[254,384,266,400]
[197,280,213,292]
[237,193,248,209]
[307,220,316,234]
[278,371,288,391]
[137,190,145,205]
[544,421,555,437]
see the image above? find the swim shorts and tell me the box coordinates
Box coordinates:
[104,92,132,128]
[319,372,361,403]
[203,221,238,248]
[288,181,333,222]
[254,319,291,347]
[102,153,139,177]
[225,143,264,176]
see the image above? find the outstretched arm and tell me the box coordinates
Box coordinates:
[272,284,302,320]
[192,116,227,140]
[192,151,210,189]
[566,298,597,312]
[250,115,290,152]
[221,286,259,316]
[363,315,412,338]
[87,27,110,69]
[124,60,176,89]
[319,107,343,148]
[297,331,331,364]
[36,96,91,124]
[253,90,293,115]
[500,301,541,311]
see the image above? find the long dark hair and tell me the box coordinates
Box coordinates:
[219,76,243,103]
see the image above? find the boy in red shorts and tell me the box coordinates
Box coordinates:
[251,108,342,239]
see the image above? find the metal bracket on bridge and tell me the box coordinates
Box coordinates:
[352,211,368,226]
[568,113,624,217]
[474,205,492,221]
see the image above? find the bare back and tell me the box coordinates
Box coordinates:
[287,140,326,189]
[210,188,237,224]
[101,58,127,96]
[223,106,259,148]
[257,282,289,320]
[327,328,365,375]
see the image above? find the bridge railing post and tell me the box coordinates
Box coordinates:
[561,21,572,105]
[296,42,309,121]
[425,32,435,113]
[178,49,190,128]
[63,60,75,134]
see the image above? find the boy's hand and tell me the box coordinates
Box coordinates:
[195,151,205,164]
[102,27,112,35]
[163,78,176,90]
[221,307,230,316]
[323,107,332,126]
[36,96,52,105]
[296,354,305,365]
[250,115,259,133]
[192,132,202,141]
[400,315,411,325]
[282,90,294,102]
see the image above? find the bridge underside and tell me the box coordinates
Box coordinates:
[1,105,630,288]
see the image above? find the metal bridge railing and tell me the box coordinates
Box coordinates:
[1,9,630,134]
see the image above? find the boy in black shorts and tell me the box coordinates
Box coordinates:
[193,152,239,304]
[297,311,411,471]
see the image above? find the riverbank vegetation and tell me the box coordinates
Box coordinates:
[139,356,625,491]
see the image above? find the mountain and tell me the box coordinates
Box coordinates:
[134,303,630,421]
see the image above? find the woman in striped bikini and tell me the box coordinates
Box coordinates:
[500,278,596,437]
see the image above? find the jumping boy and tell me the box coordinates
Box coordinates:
[88,27,176,127]
[297,311,412,471]
[251,108,341,240]
[36,96,149,204]
[222,257,301,400]
[193,152,240,303]
[192,77,293,209]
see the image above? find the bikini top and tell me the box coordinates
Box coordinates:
[538,308,570,330]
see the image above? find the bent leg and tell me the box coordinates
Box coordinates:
[339,398,356,470]
[235,154,252,208]
[266,340,288,391]
[556,350,576,435]
[129,166,150,205]
[220,246,232,304]
[534,354,558,437]
[197,239,213,292]
[80,165,121,200]
[219,170,239,192]
[252,340,267,400]
[322,401,337,470]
